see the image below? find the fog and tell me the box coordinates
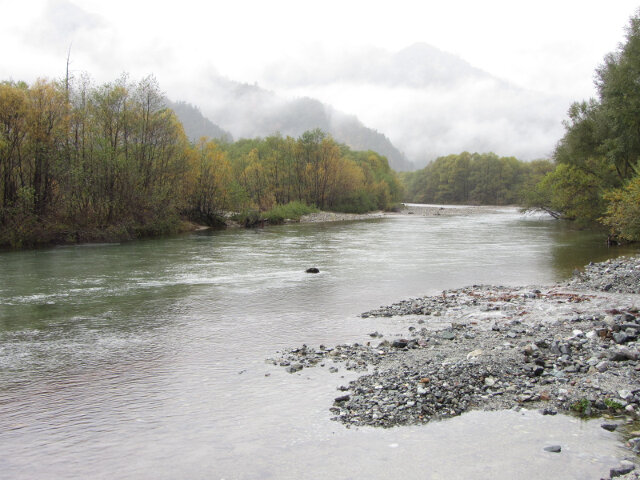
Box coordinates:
[257,45,568,164]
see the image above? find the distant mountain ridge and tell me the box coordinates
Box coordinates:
[257,42,565,165]
[167,100,233,143]
[176,74,415,171]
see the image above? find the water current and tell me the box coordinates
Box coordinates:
[0,207,637,479]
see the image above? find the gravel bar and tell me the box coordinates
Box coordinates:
[269,255,640,476]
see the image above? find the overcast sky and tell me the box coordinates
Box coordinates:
[2,0,639,162]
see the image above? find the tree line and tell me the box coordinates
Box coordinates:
[402,152,553,206]
[0,75,402,247]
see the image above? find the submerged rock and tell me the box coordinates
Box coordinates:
[544,445,562,453]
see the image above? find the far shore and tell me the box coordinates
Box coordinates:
[298,204,511,224]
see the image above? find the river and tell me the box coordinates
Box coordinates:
[0,207,637,479]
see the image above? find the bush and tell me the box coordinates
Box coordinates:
[330,191,378,213]
[601,176,640,241]
[570,398,593,416]
[261,201,318,224]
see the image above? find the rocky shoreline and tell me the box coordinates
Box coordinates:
[269,255,640,478]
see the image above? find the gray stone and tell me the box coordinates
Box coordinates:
[610,461,635,478]
[618,389,633,401]
[439,331,456,340]
[544,445,562,453]
[601,423,618,432]
[392,339,409,348]
[286,363,303,373]
[610,348,639,361]
[613,332,630,344]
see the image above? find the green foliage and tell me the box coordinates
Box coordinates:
[0,68,406,246]
[330,190,379,214]
[223,132,403,214]
[0,74,404,247]
[261,201,318,224]
[570,398,593,416]
[603,398,624,410]
[601,176,640,241]
[0,75,198,247]
[403,152,551,205]
[536,164,607,224]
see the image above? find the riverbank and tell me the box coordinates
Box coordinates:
[271,255,640,478]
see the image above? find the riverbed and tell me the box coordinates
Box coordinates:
[0,206,637,479]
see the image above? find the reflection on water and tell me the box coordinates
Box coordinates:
[0,207,637,479]
[548,223,636,277]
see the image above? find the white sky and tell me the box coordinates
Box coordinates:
[3,0,637,96]
[2,0,639,161]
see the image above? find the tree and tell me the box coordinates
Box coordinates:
[188,138,234,224]
[602,176,640,240]
[0,82,28,220]
[531,10,640,231]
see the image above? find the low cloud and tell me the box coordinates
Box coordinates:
[258,44,571,165]
[27,0,105,50]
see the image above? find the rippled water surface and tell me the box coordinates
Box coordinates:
[0,208,637,479]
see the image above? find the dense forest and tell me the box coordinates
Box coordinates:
[526,12,640,241]
[401,153,552,205]
[0,75,402,248]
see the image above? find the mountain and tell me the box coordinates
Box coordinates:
[167,100,233,143]
[179,75,414,171]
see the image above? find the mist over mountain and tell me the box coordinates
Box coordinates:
[185,74,414,171]
[167,100,233,143]
[171,42,566,170]
[263,43,498,89]
[259,43,567,165]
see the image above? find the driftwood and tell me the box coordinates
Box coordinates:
[523,207,562,219]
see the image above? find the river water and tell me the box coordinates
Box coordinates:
[0,207,637,479]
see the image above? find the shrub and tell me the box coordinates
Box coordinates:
[601,176,640,241]
[261,201,318,224]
